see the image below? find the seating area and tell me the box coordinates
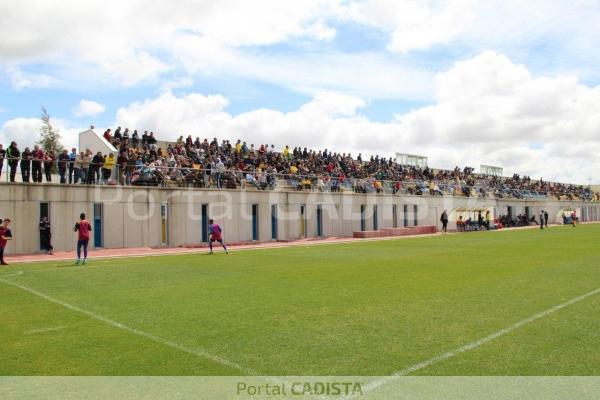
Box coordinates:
[0,128,598,202]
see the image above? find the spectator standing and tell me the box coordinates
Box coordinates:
[43,151,54,182]
[73,152,84,184]
[485,210,493,230]
[132,130,139,149]
[117,151,128,185]
[0,144,5,179]
[58,149,69,184]
[90,151,104,184]
[20,147,32,182]
[74,213,92,265]
[7,141,20,183]
[81,150,92,184]
[68,148,77,184]
[31,145,44,183]
[39,216,53,254]
[103,153,115,183]
[126,154,137,185]
[0,218,12,265]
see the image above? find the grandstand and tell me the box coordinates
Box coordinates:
[0,127,598,255]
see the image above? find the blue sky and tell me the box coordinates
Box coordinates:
[1,0,600,183]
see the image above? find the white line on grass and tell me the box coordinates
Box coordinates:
[24,326,65,335]
[356,286,600,397]
[0,274,258,375]
[0,270,24,278]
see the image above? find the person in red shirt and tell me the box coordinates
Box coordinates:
[74,213,92,265]
[208,219,228,255]
[0,218,13,265]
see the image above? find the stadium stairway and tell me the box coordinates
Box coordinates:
[353,226,437,239]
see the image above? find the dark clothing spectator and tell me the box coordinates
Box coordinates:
[39,218,53,253]
[440,210,449,233]
[31,147,44,183]
[0,145,5,179]
[6,142,20,182]
[20,148,32,182]
[43,153,54,182]
[58,151,70,184]
[68,149,77,184]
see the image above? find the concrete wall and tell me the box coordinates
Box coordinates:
[0,182,598,254]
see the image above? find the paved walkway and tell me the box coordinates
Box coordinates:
[4,234,442,264]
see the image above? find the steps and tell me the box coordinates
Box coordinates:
[353,226,437,239]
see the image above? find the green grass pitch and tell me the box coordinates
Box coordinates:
[1,224,599,376]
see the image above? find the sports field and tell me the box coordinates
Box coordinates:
[1,224,599,376]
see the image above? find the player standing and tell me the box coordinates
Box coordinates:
[208,219,228,255]
[0,218,13,266]
[74,213,92,265]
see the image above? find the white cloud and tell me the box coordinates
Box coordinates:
[111,52,600,184]
[0,0,341,88]
[73,100,106,118]
[345,0,476,53]
[0,117,79,150]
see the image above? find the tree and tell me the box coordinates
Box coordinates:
[38,107,64,155]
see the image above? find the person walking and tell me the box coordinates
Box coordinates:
[74,213,92,265]
[544,210,549,228]
[0,218,13,265]
[440,209,449,234]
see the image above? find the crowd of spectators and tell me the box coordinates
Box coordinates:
[0,127,597,202]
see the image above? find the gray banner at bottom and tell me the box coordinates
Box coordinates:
[1,377,599,400]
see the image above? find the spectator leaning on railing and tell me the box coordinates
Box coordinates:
[0,144,5,179]
[20,147,31,182]
[7,141,20,182]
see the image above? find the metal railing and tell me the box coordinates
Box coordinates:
[0,157,597,201]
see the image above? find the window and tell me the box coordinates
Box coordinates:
[201,204,209,243]
[93,203,103,248]
[39,202,50,251]
[316,205,323,237]
[373,205,378,231]
[413,204,418,227]
[360,205,366,231]
[271,204,278,240]
[160,204,169,245]
[252,204,259,241]
[300,205,307,237]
